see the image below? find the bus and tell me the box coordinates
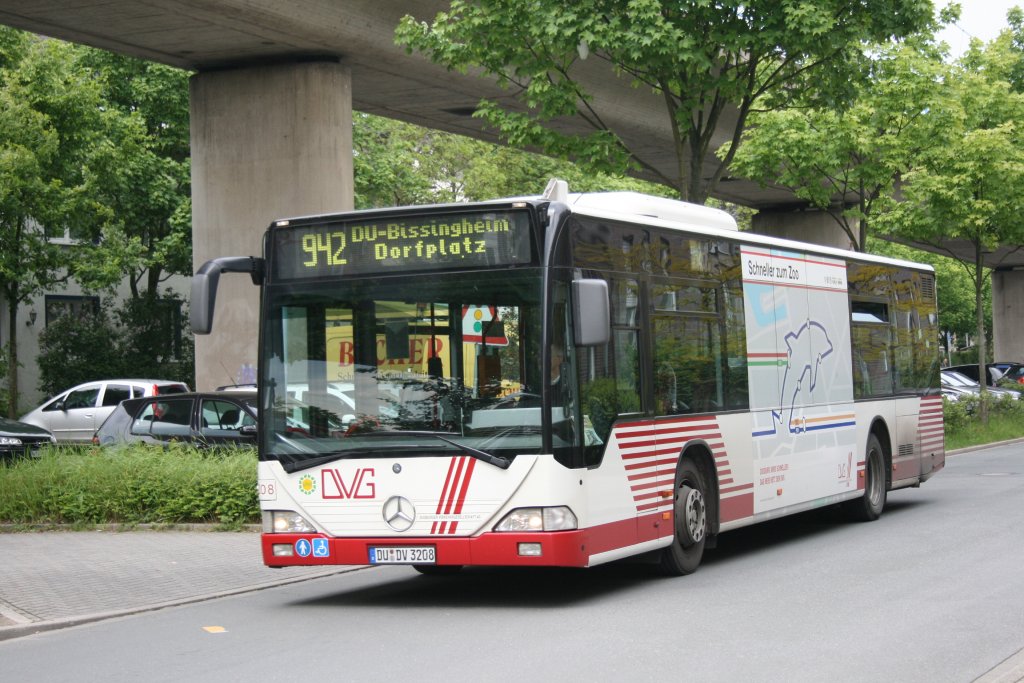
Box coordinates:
[191,179,944,575]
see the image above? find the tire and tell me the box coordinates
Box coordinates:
[660,458,709,576]
[844,433,887,522]
[413,565,463,576]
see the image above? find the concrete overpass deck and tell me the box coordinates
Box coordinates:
[0,1,1021,368]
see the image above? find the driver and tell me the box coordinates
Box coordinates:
[550,341,564,387]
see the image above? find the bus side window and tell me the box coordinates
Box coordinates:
[851,299,893,398]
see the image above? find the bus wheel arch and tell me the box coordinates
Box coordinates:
[660,444,717,576]
[868,417,893,492]
[844,421,891,522]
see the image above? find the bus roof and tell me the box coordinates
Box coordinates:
[556,189,934,275]
[566,191,739,233]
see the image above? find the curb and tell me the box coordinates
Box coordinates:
[976,647,1024,683]
[947,437,1024,458]
[0,564,366,642]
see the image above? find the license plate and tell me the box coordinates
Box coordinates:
[368,546,436,565]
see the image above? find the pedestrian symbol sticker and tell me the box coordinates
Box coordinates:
[295,539,312,557]
[312,538,330,557]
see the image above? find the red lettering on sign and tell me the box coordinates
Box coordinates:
[338,342,353,365]
[321,467,376,499]
[409,338,424,365]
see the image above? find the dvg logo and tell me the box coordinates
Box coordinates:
[382,496,416,532]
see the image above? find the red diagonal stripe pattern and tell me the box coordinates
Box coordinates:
[447,457,476,534]
[431,456,460,535]
[918,395,945,457]
[431,456,476,535]
[612,416,752,520]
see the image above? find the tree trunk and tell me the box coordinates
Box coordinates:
[6,288,19,418]
[147,265,162,298]
[687,126,705,204]
[974,238,988,424]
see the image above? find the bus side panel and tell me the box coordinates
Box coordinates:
[713,412,756,525]
[584,419,665,554]
[894,403,920,483]
[741,248,859,515]
[918,395,945,480]
[853,399,896,486]
[890,394,945,486]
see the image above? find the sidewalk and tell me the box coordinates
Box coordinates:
[0,529,360,641]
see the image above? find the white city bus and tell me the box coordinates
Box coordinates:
[192,180,944,575]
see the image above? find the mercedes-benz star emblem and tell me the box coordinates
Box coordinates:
[382,496,416,532]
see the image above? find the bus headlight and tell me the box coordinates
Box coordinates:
[493,506,578,532]
[263,511,316,534]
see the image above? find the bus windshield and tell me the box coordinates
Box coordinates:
[261,267,558,470]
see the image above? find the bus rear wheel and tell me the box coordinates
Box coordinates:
[843,433,887,522]
[660,458,708,576]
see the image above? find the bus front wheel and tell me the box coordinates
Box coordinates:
[660,458,708,576]
[843,433,887,522]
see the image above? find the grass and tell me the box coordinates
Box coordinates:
[944,410,1024,451]
[942,392,1024,452]
[0,444,258,528]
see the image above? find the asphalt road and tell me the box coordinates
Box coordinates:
[1,443,1022,682]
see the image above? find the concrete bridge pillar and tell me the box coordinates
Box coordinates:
[190,60,353,391]
[751,208,856,251]
[992,267,1024,362]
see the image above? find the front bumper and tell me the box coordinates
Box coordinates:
[262,531,589,568]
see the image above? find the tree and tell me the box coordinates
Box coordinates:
[73,48,192,300]
[36,297,193,396]
[878,34,1024,420]
[352,112,671,208]
[353,113,437,208]
[726,37,952,251]
[396,0,935,204]
[0,31,109,417]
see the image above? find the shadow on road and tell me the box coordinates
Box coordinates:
[289,496,931,610]
[290,562,662,610]
[704,495,927,568]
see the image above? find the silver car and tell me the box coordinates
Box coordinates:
[20,379,190,443]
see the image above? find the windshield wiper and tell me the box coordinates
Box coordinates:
[279,445,416,473]
[357,431,511,469]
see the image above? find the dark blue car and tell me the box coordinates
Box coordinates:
[0,417,55,462]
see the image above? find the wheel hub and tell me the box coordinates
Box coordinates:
[679,484,706,545]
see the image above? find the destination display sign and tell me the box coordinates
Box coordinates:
[272,210,534,279]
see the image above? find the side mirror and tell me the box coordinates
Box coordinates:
[190,256,265,335]
[572,279,610,347]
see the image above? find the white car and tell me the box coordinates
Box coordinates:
[20,379,190,443]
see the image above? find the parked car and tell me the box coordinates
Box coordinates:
[989,362,1024,386]
[93,390,257,448]
[0,417,56,462]
[941,369,1019,400]
[945,363,1024,389]
[20,379,190,443]
[215,383,257,392]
